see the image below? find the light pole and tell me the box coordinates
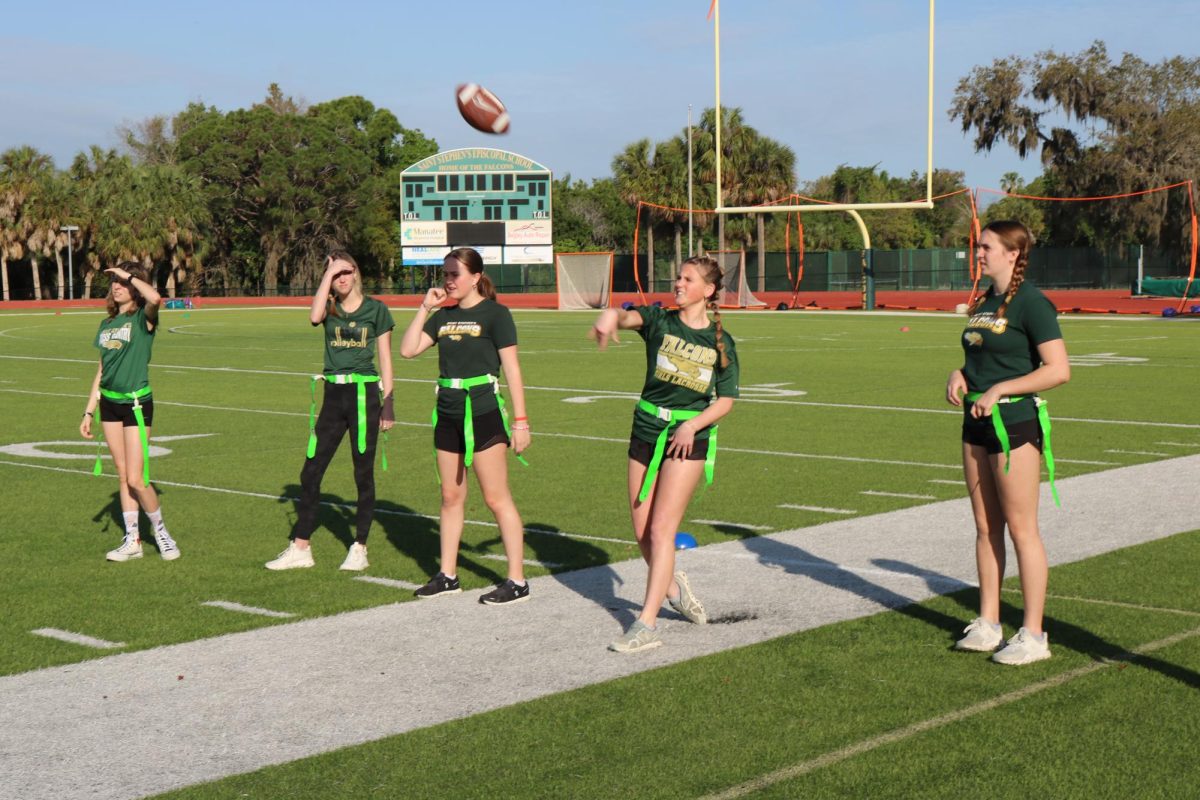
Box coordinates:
[60,225,79,300]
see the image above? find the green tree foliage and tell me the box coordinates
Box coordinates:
[176,86,437,292]
[799,165,971,251]
[950,41,1200,253]
[551,175,633,253]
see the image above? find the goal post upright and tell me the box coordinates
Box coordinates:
[710,0,937,309]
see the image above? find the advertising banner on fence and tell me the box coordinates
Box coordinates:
[401,221,447,246]
[505,220,552,245]
[402,246,452,266]
[504,245,554,264]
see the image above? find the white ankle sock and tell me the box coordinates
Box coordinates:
[147,509,169,536]
[122,511,139,538]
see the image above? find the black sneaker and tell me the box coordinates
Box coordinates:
[480,579,531,605]
[414,572,462,598]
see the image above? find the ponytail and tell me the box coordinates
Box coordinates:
[476,271,497,301]
[446,247,496,300]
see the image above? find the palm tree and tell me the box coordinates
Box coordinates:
[0,146,54,299]
[694,107,756,253]
[612,139,659,292]
[740,138,796,291]
[25,170,75,299]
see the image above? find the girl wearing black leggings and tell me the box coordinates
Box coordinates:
[266,251,395,572]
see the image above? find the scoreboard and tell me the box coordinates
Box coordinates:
[399,148,553,266]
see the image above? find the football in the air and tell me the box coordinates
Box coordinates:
[456,83,510,134]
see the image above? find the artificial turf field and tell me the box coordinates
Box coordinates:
[1,305,1198,798]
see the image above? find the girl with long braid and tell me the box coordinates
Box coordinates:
[591,256,739,652]
[946,220,1070,665]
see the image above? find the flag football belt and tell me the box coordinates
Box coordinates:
[94,386,153,484]
[966,392,1058,507]
[635,398,717,503]
[307,373,388,471]
[433,374,528,470]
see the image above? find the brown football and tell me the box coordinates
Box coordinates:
[456,83,510,134]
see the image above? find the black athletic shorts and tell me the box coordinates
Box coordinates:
[99,397,154,427]
[962,416,1042,455]
[628,434,709,465]
[434,408,509,454]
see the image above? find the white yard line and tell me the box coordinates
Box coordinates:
[777,504,857,515]
[700,624,1200,800]
[0,459,635,547]
[692,519,774,531]
[860,490,936,500]
[29,628,126,650]
[353,576,424,591]
[201,601,295,619]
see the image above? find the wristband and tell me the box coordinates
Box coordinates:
[83,411,93,418]
[514,416,528,422]
[511,423,530,431]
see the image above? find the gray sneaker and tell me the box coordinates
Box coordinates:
[608,620,662,653]
[954,617,1003,652]
[992,627,1052,665]
[667,571,707,624]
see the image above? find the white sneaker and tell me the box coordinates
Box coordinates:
[106,534,143,562]
[992,627,1052,665]
[667,571,708,624]
[154,529,181,561]
[339,542,368,571]
[954,617,1003,652]
[265,542,315,570]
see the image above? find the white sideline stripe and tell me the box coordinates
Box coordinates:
[927,479,962,485]
[861,490,936,500]
[479,554,562,569]
[701,624,1200,800]
[0,460,635,547]
[353,576,423,591]
[1104,449,1171,457]
[201,601,295,619]
[1156,441,1200,447]
[3,355,1198,429]
[30,628,126,650]
[0,389,964,471]
[1054,457,1116,465]
[1004,588,1200,618]
[692,519,773,531]
[777,504,857,515]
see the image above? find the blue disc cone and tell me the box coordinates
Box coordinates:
[674,532,697,550]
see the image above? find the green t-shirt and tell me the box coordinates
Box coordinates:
[321,296,395,377]
[961,281,1062,424]
[631,305,740,443]
[94,307,155,401]
[423,299,517,417]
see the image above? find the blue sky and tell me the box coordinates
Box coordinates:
[2,0,1195,194]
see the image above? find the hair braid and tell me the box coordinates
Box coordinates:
[978,220,1034,321]
[708,299,730,369]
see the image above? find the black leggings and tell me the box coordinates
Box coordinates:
[294,382,381,544]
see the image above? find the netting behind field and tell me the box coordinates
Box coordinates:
[711,250,767,308]
[555,252,613,309]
